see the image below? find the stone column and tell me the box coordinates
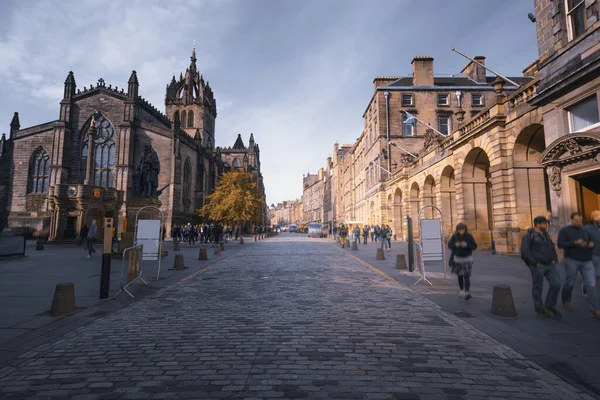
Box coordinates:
[84,121,96,185]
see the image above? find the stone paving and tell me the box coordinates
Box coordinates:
[0,234,593,399]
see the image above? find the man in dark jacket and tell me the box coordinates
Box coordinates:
[521,216,561,318]
[557,212,599,318]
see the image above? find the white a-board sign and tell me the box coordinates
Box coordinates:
[420,218,443,262]
[136,219,161,261]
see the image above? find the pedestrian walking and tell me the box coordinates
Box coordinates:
[380,225,389,251]
[86,220,98,259]
[521,216,561,318]
[339,225,348,248]
[362,225,369,244]
[353,226,361,246]
[448,222,477,300]
[584,210,600,289]
[386,225,392,249]
[557,212,600,318]
[79,224,88,246]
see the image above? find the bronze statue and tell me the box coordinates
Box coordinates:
[134,144,160,198]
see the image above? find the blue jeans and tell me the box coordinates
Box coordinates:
[381,237,388,250]
[528,264,560,312]
[562,258,599,312]
[593,256,600,280]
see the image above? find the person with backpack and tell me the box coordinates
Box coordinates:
[386,225,393,250]
[521,216,561,318]
[362,225,370,245]
[353,226,361,246]
[380,225,390,252]
[558,212,600,318]
[448,222,477,300]
[339,225,348,248]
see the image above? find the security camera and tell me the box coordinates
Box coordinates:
[528,13,536,23]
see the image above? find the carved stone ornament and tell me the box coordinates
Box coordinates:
[92,187,104,199]
[547,165,562,197]
[423,128,443,151]
[539,133,600,165]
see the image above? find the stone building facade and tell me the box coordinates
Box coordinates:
[302,169,325,223]
[529,0,600,227]
[306,0,599,254]
[0,48,254,239]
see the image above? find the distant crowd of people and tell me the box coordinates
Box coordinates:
[170,223,237,246]
[334,224,393,250]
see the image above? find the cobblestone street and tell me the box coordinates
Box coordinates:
[0,235,595,399]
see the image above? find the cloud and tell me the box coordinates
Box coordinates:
[0,0,540,206]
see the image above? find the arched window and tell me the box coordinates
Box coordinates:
[187,110,194,128]
[29,148,50,193]
[174,110,180,125]
[80,112,116,187]
[232,158,241,168]
[181,110,187,128]
[183,158,192,202]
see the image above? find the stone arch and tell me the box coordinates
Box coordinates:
[513,124,550,228]
[422,175,436,219]
[393,188,403,240]
[440,165,457,236]
[462,147,493,232]
[410,182,420,237]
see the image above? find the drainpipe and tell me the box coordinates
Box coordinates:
[384,91,391,177]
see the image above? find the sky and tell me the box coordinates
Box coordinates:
[0,0,540,206]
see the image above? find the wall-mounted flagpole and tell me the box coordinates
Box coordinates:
[451,47,522,88]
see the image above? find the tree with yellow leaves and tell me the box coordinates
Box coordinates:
[197,170,264,226]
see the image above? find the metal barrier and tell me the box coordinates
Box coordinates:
[114,244,146,299]
[412,242,432,286]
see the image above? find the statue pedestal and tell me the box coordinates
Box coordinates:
[125,197,163,232]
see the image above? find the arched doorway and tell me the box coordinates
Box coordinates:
[410,182,420,238]
[423,175,436,219]
[393,188,403,240]
[440,166,457,236]
[513,124,550,227]
[462,148,493,241]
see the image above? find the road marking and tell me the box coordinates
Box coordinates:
[179,247,247,282]
[330,243,396,283]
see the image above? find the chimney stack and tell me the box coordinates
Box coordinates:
[461,56,487,83]
[412,56,434,86]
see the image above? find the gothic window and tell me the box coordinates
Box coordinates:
[182,110,187,128]
[232,158,241,168]
[183,158,191,203]
[187,110,194,128]
[174,110,180,124]
[29,148,50,193]
[80,113,116,187]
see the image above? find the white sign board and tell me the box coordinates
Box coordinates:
[136,219,161,261]
[420,219,443,262]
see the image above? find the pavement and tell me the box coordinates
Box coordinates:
[340,236,600,397]
[0,233,596,399]
[0,237,253,362]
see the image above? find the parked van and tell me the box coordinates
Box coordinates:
[308,223,325,238]
[289,224,298,233]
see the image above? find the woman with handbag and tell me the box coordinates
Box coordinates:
[448,222,477,300]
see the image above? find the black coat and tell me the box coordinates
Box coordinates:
[448,233,477,257]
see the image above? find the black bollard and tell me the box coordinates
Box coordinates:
[407,216,414,272]
[99,217,114,299]
[491,239,496,255]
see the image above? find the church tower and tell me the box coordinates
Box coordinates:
[165,43,217,148]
